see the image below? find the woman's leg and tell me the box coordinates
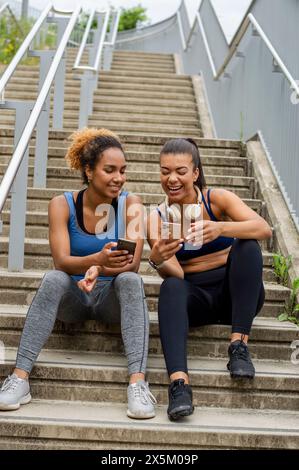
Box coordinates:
[0,270,93,411]
[92,272,155,419]
[158,276,214,420]
[214,239,265,378]
[158,276,214,378]
[93,272,149,377]
[16,270,93,375]
[216,239,265,337]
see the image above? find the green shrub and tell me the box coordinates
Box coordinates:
[272,253,299,326]
[118,5,149,31]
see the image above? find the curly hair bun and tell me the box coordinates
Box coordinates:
[65,127,121,170]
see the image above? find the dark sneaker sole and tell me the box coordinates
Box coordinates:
[227,363,255,379]
[168,405,194,421]
[230,372,255,379]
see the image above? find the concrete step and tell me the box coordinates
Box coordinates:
[0,236,273,265]
[1,346,298,411]
[9,68,190,83]
[0,128,242,147]
[94,88,195,101]
[0,120,203,137]
[5,78,194,95]
[0,399,297,449]
[0,179,251,196]
[0,101,199,116]
[111,56,175,65]
[112,51,174,60]
[111,61,175,71]
[1,313,291,360]
[97,82,194,93]
[0,143,242,160]
[88,112,199,127]
[0,154,246,176]
[1,166,251,187]
[1,198,264,239]
[111,58,175,68]
[3,91,197,109]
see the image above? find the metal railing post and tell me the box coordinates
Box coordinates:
[29,49,55,188]
[0,4,82,272]
[0,100,34,271]
[51,16,68,130]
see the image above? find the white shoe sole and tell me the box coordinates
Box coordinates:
[127,409,155,419]
[0,393,32,411]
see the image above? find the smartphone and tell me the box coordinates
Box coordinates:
[116,238,137,256]
[161,221,182,241]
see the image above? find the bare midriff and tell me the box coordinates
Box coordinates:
[180,246,231,274]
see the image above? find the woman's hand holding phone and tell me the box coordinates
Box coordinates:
[97,242,133,268]
[150,237,184,265]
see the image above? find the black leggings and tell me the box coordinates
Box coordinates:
[158,239,265,376]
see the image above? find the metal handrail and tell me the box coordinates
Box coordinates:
[73,8,110,72]
[105,9,121,46]
[0,5,82,213]
[176,10,187,51]
[195,8,299,98]
[0,3,52,102]
[0,2,24,35]
[73,8,96,68]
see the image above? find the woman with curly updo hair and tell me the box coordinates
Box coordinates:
[0,128,156,419]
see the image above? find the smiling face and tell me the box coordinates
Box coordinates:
[160,153,199,204]
[85,147,127,199]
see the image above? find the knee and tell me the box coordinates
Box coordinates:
[160,277,186,299]
[232,239,262,257]
[114,271,143,290]
[42,269,71,289]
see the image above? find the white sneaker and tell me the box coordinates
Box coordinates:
[127,380,156,419]
[0,374,31,411]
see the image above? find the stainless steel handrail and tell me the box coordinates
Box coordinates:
[104,9,121,47]
[73,8,110,72]
[176,10,187,51]
[0,4,82,213]
[0,2,23,35]
[195,7,299,97]
[0,2,52,102]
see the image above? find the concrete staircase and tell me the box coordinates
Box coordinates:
[0,50,298,450]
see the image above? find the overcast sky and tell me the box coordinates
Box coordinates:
[11,0,252,42]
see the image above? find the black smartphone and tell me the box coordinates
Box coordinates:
[116,238,137,256]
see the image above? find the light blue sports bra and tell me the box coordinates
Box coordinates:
[64,191,129,281]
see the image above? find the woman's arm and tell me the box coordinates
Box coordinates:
[187,189,272,244]
[99,194,144,275]
[147,209,184,279]
[49,196,131,275]
[49,195,103,274]
[214,189,272,240]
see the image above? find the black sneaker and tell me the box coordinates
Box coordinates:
[167,379,194,421]
[227,339,255,379]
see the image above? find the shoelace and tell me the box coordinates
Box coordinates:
[1,375,19,393]
[132,383,157,405]
[231,343,249,361]
[170,379,186,399]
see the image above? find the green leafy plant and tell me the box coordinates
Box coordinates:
[118,5,149,31]
[272,253,299,325]
[278,278,299,326]
[0,16,56,65]
[272,252,292,287]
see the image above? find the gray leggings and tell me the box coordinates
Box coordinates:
[16,270,149,376]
